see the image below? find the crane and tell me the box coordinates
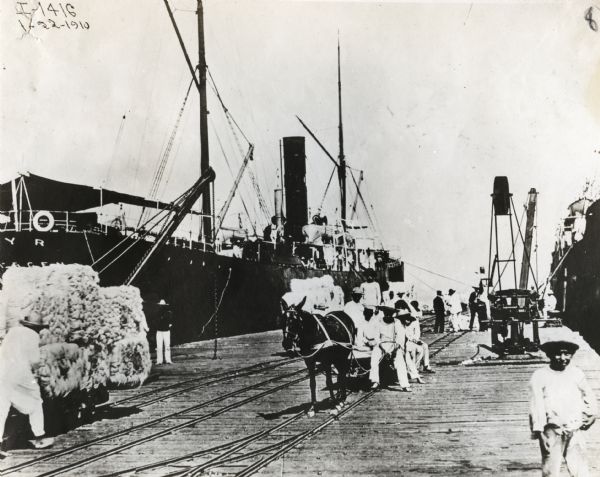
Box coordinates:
[214,144,254,236]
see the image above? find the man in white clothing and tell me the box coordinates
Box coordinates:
[155,299,173,365]
[397,313,424,384]
[0,318,55,455]
[360,269,381,308]
[446,289,463,332]
[343,287,365,328]
[403,311,435,375]
[369,306,411,392]
[353,306,379,355]
[543,291,557,320]
[529,340,597,477]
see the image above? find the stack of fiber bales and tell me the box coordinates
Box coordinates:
[100,286,150,387]
[284,275,344,313]
[1,264,151,398]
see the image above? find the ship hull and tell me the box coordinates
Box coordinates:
[551,199,600,354]
[0,230,368,344]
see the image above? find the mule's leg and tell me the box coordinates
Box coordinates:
[306,359,317,417]
[336,355,350,408]
[325,365,336,405]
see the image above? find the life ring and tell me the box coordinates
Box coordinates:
[33,211,55,232]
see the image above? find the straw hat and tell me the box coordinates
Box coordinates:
[540,340,579,355]
[20,317,49,331]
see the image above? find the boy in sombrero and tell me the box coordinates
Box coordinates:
[529,340,597,476]
[0,316,55,456]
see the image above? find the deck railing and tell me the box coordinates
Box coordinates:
[0,210,394,271]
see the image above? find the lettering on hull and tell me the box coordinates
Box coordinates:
[1,237,45,247]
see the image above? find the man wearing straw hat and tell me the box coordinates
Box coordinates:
[0,316,54,455]
[155,299,173,365]
[369,306,411,392]
[529,340,597,476]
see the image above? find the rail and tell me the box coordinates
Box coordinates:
[2,365,308,476]
[100,329,465,477]
[0,209,398,272]
[0,209,216,253]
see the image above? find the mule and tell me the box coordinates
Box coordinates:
[281,297,355,416]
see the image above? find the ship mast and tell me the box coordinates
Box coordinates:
[337,36,347,229]
[197,0,212,242]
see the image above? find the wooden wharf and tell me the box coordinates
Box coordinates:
[2,317,600,476]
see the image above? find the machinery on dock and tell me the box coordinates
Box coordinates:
[485,177,543,354]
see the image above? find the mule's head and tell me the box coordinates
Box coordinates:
[280,296,306,351]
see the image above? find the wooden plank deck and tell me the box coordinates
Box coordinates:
[257,325,600,476]
[1,322,599,476]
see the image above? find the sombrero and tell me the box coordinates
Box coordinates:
[20,318,49,330]
[540,340,579,355]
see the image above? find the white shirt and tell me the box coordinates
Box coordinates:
[405,319,421,344]
[373,317,406,353]
[360,281,381,307]
[446,294,462,314]
[355,317,379,350]
[544,294,557,311]
[343,300,364,327]
[0,326,42,409]
[529,365,597,434]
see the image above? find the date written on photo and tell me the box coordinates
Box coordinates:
[16,2,90,32]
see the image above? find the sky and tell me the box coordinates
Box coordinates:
[2,0,600,301]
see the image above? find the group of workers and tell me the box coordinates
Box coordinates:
[432,288,467,333]
[343,271,435,392]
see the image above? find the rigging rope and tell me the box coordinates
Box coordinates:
[403,261,471,287]
[348,169,379,244]
[541,244,573,295]
[362,180,385,249]
[211,119,256,234]
[138,74,196,228]
[103,113,127,187]
[405,270,437,291]
[208,68,250,144]
[94,185,193,273]
[207,69,271,226]
[200,267,233,336]
[318,166,337,213]
[350,170,363,221]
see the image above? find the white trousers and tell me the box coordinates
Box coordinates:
[449,313,460,331]
[407,341,430,370]
[369,345,410,388]
[0,391,45,441]
[540,428,590,477]
[156,331,172,364]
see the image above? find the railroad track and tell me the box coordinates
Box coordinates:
[2,329,467,477]
[96,330,468,477]
[99,389,379,477]
[429,330,469,358]
[110,356,300,409]
[0,364,307,476]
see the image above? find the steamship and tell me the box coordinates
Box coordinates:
[0,3,402,344]
[549,184,600,353]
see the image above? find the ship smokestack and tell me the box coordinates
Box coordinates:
[274,188,283,228]
[282,136,308,243]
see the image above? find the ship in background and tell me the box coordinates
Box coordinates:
[0,1,403,345]
[549,179,600,353]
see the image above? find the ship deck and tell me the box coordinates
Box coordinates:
[2,317,600,476]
